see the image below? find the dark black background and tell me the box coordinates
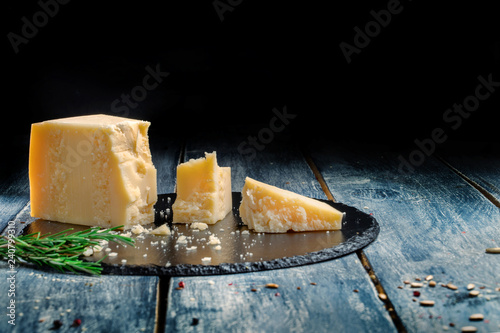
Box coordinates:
[3,1,499,176]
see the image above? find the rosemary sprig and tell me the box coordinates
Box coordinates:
[0,225,134,275]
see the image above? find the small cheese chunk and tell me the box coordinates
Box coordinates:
[190,222,209,230]
[150,224,171,236]
[239,177,344,233]
[172,152,231,224]
[29,114,157,228]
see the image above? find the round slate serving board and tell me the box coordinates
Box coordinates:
[22,193,379,276]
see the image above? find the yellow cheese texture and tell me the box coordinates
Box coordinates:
[172,152,231,224]
[29,114,157,228]
[239,177,344,233]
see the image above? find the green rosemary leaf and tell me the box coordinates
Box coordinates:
[0,225,134,275]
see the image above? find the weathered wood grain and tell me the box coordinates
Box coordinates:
[439,142,500,205]
[0,262,159,333]
[165,135,396,333]
[167,260,394,333]
[0,169,29,233]
[309,142,500,333]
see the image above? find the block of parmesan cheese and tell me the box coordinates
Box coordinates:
[172,152,231,224]
[239,177,344,233]
[29,114,157,228]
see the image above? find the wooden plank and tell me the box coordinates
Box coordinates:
[309,142,500,333]
[0,262,159,333]
[167,261,394,333]
[0,169,29,232]
[165,135,396,332]
[439,142,500,205]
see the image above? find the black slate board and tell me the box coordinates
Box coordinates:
[21,193,379,276]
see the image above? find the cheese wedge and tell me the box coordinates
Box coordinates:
[172,152,231,224]
[29,114,157,228]
[239,177,344,233]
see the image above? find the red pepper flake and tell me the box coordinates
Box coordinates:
[72,319,82,327]
[178,281,185,289]
[449,323,455,327]
[228,283,233,286]
[275,292,281,297]
[484,319,490,324]
[413,291,421,297]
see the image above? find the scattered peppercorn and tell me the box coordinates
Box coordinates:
[191,318,199,326]
[53,320,63,329]
[413,291,421,297]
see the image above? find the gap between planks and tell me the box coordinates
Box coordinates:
[155,138,185,333]
[302,147,408,333]
[436,154,500,209]
[155,277,170,333]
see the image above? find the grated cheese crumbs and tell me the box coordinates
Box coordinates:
[208,235,221,245]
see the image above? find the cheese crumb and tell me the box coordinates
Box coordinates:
[208,235,221,245]
[82,247,93,257]
[131,224,149,235]
[190,222,209,230]
[151,224,171,236]
[201,257,212,262]
[92,245,103,253]
[177,235,188,244]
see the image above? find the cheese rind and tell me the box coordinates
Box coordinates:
[172,152,232,224]
[29,114,157,227]
[239,177,344,233]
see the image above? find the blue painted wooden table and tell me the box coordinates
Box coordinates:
[1,135,499,333]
